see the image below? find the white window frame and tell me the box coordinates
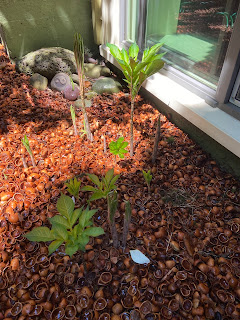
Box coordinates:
[100,0,240,158]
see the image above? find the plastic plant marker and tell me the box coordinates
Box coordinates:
[130,250,150,265]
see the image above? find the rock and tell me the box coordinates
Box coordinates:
[85,91,98,99]
[50,73,71,92]
[63,85,80,101]
[92,77,122,94]
[74,99,92,108]
[16,47,77,80]
[84,63,111,78]
[29,73,48,90]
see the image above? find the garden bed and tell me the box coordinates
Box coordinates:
[0,44,240,319]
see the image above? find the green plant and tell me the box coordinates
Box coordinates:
[109,137,128,162]
[82,168,120,247]
[142,169,152,194]
[25,193,104,257]
[122,200,132,249]
[21,135,36,167]
[74,33,91,140]
[65,177,81,200]
[167,136,175,144]
[81,168,119,202]
[106,42,165,156]
[70,105,78,136]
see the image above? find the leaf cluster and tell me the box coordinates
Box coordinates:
[142,169,152,186]
[109,137,128,159]
[81,168,119,202]
[25,194,104,257]
[106,42,165,98]
[65,177,81,199]
[22,134,33,156]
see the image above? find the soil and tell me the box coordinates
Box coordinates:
[0,44,240,320]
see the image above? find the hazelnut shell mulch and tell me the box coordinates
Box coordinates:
[0,44,240,319]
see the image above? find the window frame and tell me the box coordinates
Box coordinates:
[119,0,240,109]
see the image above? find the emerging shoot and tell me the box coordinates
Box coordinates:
[21,135,36,167]
[142,169,152,194]
[70,105,78,136]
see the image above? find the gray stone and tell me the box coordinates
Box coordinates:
[29,73,48,90]
[16,47,77,80]
[85,91,98,99]
[74,99,92,108]
[84,63,111,78]
[50,73,71,92]
[92,77,122,94]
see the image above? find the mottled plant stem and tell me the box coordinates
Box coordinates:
[21,155,28,168]
[152,114,161,164]
[130,98,135,157]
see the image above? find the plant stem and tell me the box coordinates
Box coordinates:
[79,72,91,140]
[152,114,161,164]
[107,194,118,248]
[29,153,36,167]
[130,97,135,157]
[21,155,28,168]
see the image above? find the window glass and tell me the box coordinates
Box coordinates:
[129,0,240,89]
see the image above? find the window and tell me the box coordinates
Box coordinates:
[126,0,240,105]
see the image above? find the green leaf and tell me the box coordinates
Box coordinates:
[56,193,75,221]
[52,224,68,241]
[129,43,139,60]
[65,244,79,257]
[87,173,101,187]
[121,48,129,64]
[84,227,105,237]
[77,234,89,250]
[48,240,64,255]
[70,207,83,227]
[84,208,98,222]
[105,168,114,185]
[89,190,106,201]
[144,59,164,79]
[78,207,97,229]
[106,43,122,60]
[109,174,120,190]
[25,227,56,242]
[49,215,70,229]
[81,185,98,192]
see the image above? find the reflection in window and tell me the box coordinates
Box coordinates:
[129,0,240,88]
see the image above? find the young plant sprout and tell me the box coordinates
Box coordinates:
[106,42,165,156]
[122,200,132,249]
[81,168,119,202]
[142,169,153,194]
[82,168,120,247]
[65,177,81,200]
[74,33,91,140]
[109,137,128,162]
[70,105,78,136]
[25,193,104,257]
[70,76,75,90]
[21,134,36,167]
